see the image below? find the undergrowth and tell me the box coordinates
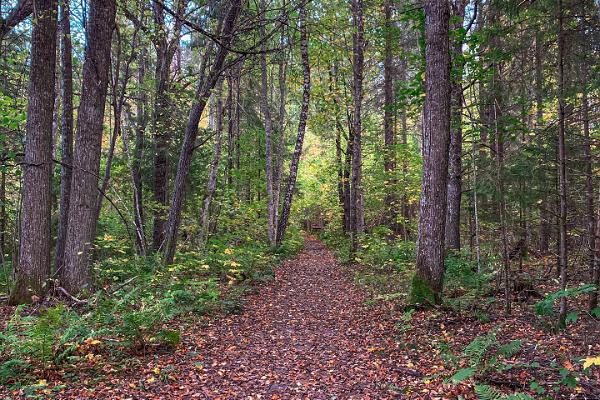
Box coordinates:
[0,227,303,387]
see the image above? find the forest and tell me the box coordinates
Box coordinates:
[0,0,599,397]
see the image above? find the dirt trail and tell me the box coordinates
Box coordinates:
[71,237,409,399]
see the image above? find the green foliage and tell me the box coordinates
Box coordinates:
[535,284,597,323]
[474,385,535,400]
[450,367,476,384]
[0,226,304,385]
[443,251,495,311]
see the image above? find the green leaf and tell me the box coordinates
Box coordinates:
[451,367,475,384]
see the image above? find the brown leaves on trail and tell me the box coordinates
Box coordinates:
[35,238,424,398]
[4,238,599,398]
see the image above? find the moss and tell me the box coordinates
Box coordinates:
[409,273,436,305]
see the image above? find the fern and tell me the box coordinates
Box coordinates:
[465,330,497,365]
[475,385,534,400]
[499,340,522,358]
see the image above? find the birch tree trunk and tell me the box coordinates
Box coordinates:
[275,2,310,247]
[9,0,58,304]
[260,0,276,247]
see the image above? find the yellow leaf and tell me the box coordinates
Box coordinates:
[37,379,47,386]
[224,248,234,255]
[152,367,161,374]
[583,356,600,369]
[147,377,156,383]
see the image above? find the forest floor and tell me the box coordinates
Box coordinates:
[2,237,600,399]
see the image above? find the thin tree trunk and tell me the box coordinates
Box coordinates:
[60,0,115,294]
[412,0,450,304]
[275,2,310,247]
[198,79,224,248]
[350,0,365,254]
[273,36,287,241]
[259,0,276,246]
[55,0,74,273]
[383,0,396,233]
[163,0,241,264]
[556,0,568,327]
[535,31,550,255]
[132,45,147,255]
[9,0,58,304]
[445,0,468,251]
[151,0,188,251]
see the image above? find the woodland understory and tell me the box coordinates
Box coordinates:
[0,0,599,397]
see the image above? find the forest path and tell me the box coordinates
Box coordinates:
[74,237,410,399]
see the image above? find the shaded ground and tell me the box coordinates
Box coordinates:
[51,237,416,399]
[3,237,599,399]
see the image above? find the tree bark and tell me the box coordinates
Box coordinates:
[9,0,57,305]
[60,0,115,294]
[445,0,468,251]
[55,0,74,274]
[383,0,397,233]
[412,0,450,304]
[556,0,568,327]
[260,0,276,247]
[535,31,550,255]
[350,0,365,254]
[163,0,241,264]
[275,2,310,247]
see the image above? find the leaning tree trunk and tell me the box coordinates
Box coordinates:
[411,0,450,305]
[163,0,241,264]
[60,0,116,295]
[55,0,74,274]
[9,0,58,305]
[275,2,310,247]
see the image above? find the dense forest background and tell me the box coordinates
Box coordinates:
[0,0,599,397]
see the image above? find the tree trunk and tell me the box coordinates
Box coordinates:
[383,0,396,233]
[9,0,58,305]
[556,0,568,328]
[55,0,74,274]
[132,45,147,255]
[151,0,188,251]
[60,0,115,294]
[260,1,276,247]
[445,0,467,251]
[163,0,241,264]
[275,2,310,247]
[535,31,550,255]
[412,0,450,304]
[198,79,224,248]
[272,35,287,242]
[350,0,365,254]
